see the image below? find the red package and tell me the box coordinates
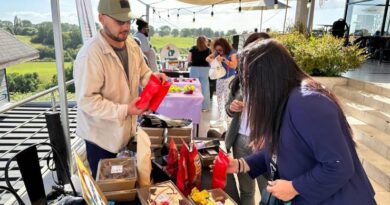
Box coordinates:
[166,139,178,178]
[212,149,229,189]
[136,74,161,110]
[149,80,171,111]
[187,142,202,194]
[176,142,189,195]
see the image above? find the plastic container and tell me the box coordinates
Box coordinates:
[189,188,238,205]
[137,180,192,205]
[103,189,137,202]
[96,157,137,192]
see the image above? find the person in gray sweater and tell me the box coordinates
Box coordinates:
[224,32,270,205]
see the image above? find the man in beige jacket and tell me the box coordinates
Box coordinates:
[73,0,166,178]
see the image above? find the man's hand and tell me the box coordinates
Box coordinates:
[128,97,146,116]
[230,100,244,113]
[267,180,299,202]
[154,72,167,83]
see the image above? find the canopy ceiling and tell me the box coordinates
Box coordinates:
[176,0,260,6]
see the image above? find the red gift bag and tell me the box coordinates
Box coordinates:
[187,142,202,194]
[212,149,229,189]
[149,80,171,111]
[166,139,178,178]
[136,74,161,110]
[176,142,189,195]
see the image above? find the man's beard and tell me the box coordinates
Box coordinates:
[143,31,149,37]
[104,26,128,42]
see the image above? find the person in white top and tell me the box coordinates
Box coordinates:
[73,0,166,178]
[134,19,158,72]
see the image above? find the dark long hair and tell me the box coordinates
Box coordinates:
[213,37,232,56]
[230,32,272,95]
[240,39,351,153]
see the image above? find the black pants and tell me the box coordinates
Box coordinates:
[85,140,116,179]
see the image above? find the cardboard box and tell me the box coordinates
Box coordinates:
[137,180,192,205]
[142,126,192,149]
[96,157,137,192]
[103,189,137,202]
[189,188,238,205]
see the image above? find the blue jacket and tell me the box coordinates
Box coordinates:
[244,87,376,205]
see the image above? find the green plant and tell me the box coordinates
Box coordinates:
[7,72,41,93]
[45,64,74,92]
[275,33,367,76]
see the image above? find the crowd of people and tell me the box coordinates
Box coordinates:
[73,0,377,204]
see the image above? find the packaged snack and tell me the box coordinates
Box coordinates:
[166,139,178,178]
[211,150,229,189]
[176,142,189,195]
[187,142,202,193]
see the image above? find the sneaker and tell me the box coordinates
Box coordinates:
[202,109,209,112]
[210,120,224,127]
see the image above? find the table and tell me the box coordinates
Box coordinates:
[171,77,202,91]
[157,89,204,137]
[161,70,190,78]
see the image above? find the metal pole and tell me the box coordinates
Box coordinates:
[381,0,390,35]
[283,0,289,33]
[260,9,263,32]
[50,0,71,164]
[307,0,316,32]
[146,5,150,24]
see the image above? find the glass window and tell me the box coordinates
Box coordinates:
[346,0,386,37]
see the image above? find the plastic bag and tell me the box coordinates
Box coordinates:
[166,139,178,178]
[211,150,229,189]
[209,59,226,80]
[136,128,152,187]
[136,74,161,110]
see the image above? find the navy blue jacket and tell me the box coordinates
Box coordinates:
[245,87,376,205]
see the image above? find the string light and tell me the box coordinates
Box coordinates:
[153,8,155,14]
[238,0,242,12]
[211,5,214,17]
[159,12,161,20]
[193,12,195,23]
[307,0,312,8]
[274,0,278,9]
[167,9,170,18]
[177,9,180,19]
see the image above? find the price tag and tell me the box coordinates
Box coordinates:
[111,165,123,174]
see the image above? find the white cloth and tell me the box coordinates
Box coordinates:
[73,31,152,153]
[238,108,250,136]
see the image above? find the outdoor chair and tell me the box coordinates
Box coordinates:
[0,185,25,205]
[4,142,77,205]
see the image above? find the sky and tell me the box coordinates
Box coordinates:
[0,0,347,33]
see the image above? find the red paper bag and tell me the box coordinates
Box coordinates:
[149,80,171,111]
[187,143,202,193]
[166,139,178,178]
[136,74,161,110]
[176,142,189,195]
[212,149,229,189]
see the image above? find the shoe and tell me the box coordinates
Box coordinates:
[210,120,224,127]
[202,109,209,112]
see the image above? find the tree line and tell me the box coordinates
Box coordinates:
[149,25,237,38]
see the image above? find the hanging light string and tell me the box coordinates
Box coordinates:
[211,4,214,17]
[238,0,242,13]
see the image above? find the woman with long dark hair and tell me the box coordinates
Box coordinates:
[187,36,211,111]
[221,39,376,204]
[225,32,270,205]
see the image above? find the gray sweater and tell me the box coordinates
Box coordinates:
[224,86,244,152]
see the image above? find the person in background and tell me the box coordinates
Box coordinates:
[134,19,158,71]
[73,0,166,178]
[220,39,376,204]
[225,32,271,205]
[187,36,211,111]
[206,37,238,129]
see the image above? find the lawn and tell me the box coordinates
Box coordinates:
[15,35,46,49]
[150,36,195,50]
[7,61,73,84]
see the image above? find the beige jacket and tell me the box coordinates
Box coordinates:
[74,31,152,153]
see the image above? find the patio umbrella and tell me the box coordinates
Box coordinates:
[240,1,290,32]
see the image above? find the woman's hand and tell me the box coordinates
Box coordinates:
[210,156,238,174]
[230,100,244,113]
[267,180,299,202]
[216,55,223,62]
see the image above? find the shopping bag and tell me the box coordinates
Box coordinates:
[148,80,171,111]
[211,149,229,189]
[136,74,161,110]
[209,59,226,80]
[166,139,178,178]
[136,127,152,187]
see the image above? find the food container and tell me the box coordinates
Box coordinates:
[189,188,238,205]
[137,180,192,205]
[143,126,192,149]
[198,147,219,167]
[96,157,137,192]
[103,189,137,202]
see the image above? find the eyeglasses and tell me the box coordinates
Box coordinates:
[216,48,223,53]
[104,14,133,26]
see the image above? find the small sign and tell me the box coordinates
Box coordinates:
[111,165,123,174]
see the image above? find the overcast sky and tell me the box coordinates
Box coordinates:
[0,0,346,33]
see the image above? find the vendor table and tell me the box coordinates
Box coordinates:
[162,70,190,78]
[157,88,203,137]
[171,77,202,91]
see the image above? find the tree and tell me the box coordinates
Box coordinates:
[171,28,179,37]
[202,28,214,38]
[7,73,40,93]
[21,20,32,27]
[149,25,155,36]
[226,29,237,36]
[159,25,171,36]
[180,28,191,37]
[13,16,22,35]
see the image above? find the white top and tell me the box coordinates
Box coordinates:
[238,108,250,137]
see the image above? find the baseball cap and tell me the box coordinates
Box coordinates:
[98,0,137,22]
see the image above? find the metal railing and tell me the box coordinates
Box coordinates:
[0,79,77,204]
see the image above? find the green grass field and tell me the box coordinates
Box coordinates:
[15,35,46,49]
[150,36,195,49]
[7,62,73,84]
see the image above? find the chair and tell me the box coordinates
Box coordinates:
[4,142,77,205]
[0,185,25,205]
